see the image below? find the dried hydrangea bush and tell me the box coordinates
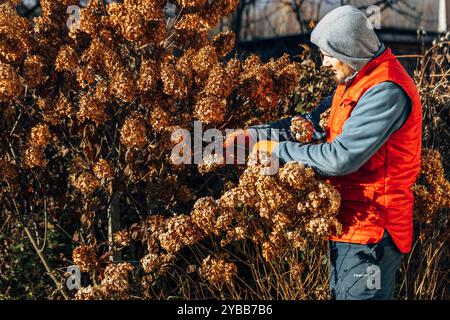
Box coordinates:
[0,0,449,300]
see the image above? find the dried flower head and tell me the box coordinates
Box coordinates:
[78,0,105,36]
[149,105,171,132]
[78,94,108,125]
[175,13,210,32]
[178,0,208,7]
[278,161,316,191]
[120,115,148,148]
[101,262,134,298]
[306,217,342,237]
[194,96,226,124]
[93,159,114,180]
[267,54,302,96]
[240,55,277,110]
[320,109,331,133]
[191,45,218,81]
[203,0,239,26]
[198,154,225,174]
[255,174,296,219]
[224,58,242,91]
[74,172,99,195]
[30,124,51,147]
[55,45,79,72]
[204,64,234,98]
[23,55,47,88]
[108,1,165,46]
[94,79,110,104]
[114,230,130,247]
[160,55,190,99]
[290,116,313,143]
[261,240,277,261]
[0,2,32,64]
[413,148,450,222]
[0,62,22,102]
[200,255,237,285]
[38,92,74,125]
[212,31,235,57]
[110,68,137,103]
[72,244,96,272]
[23,145,47,169]
[158,215,204,253]
[76,66,96,89]
[141,253,175,275]
[74,285,106,300]
[191,197,222,235]
[138,58,159,93]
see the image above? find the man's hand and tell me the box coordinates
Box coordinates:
[223,129,252,165]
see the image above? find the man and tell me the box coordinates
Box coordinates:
[224,5,422,300]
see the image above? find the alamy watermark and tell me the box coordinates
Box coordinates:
[366,5,382,30]
[66,265,81,290]
[64,3,382,31]
[170,121,280,176]
[366,264,381,290]
[354,264,381,290]
[66,5,81,31]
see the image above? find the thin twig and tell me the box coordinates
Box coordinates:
[9,195,69,299]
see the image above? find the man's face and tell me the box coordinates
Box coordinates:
[320,49,355,84]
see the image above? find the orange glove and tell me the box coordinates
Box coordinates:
[251,140,279,154]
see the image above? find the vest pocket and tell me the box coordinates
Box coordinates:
[338,185,376,204]
[337,186,384,235]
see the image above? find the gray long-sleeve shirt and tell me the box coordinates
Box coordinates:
[248,81,411,176]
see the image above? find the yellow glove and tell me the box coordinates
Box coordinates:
[251,140,279,154]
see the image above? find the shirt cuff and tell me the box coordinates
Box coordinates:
[271,141,286,163]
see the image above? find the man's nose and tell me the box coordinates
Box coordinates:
[322,57,332,68]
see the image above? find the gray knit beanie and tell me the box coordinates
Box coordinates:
[310,5,381,71]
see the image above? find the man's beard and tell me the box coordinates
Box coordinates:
[335,74,347,84]
[335,70,356,84]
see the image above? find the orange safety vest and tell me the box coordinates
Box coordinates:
[326,48,422,253]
